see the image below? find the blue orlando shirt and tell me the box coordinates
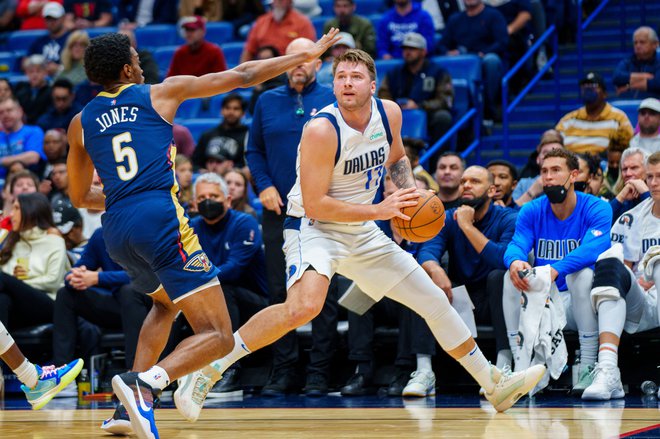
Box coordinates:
[190,209,268,297]
[503,192,612,291]
[417,203,518,285]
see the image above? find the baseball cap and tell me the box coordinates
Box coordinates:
[180,15,206,31]
[334,32,356,49]
[638,97,660,113]
[53,200,82,235]
[579,71,606,90]
[401,32,427,51]
[42,2,65,19]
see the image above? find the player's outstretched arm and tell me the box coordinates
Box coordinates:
[67,114,106,210]
[154,29,340,109]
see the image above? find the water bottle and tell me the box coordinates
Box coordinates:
[78,368,91,400]
[641,380,658,397]
[572,350,581,387]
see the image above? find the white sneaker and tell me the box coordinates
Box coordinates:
[174,366,220,422]
[402,370,436,397]
[485,364,546,412]
[581,363,624,400]
[100,403,133,435]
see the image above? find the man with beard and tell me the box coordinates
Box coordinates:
[378,32,453,144]
[418,165,517,370]
[244,37,339,397]
[322,0,376,57]
[629,98,660,154]
[377,0,435,60]
[27,2,71,77]
[193,93,249,174]
[240,0,316,62]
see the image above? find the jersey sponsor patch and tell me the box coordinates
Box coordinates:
[591,229,603,237]
[183,251,213,273]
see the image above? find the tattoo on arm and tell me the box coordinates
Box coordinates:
[388,157,416,189]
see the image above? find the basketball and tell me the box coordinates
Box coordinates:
[392,189,445,243]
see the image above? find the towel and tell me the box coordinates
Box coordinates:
[516,265,568,394]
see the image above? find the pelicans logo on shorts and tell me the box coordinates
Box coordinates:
[183,252,213,273]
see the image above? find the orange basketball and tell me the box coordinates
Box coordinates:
[391,189,446,243]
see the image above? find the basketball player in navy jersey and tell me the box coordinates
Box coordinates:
[179,49,546,419]
[66,31,340,439]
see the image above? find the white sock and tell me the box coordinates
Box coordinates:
[416,354,432,372]
[457,345,495,394]
[138,366,170,391]
[597,342,618,368]
[507,332,519,361]
[578,331,599,367]
[496,350,512,370]
[14,359,38,389]
[209,331,251,377]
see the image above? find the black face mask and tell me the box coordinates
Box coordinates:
[581,88,599,105]
[198,199,225,221]
[543,175,571,204]
[459,192,489,211]
[574,181,588,192]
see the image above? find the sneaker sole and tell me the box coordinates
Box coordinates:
[30,359,84,410]
[491,365,546,412]
[111,375,158,439]
[582,388,625,400]
[402,388,436,397]
[101,418,133,435]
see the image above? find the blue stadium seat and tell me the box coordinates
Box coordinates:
[0,51,22,73]
[86,27,117,39]
[312,16,332,38]
[176,98,202,119]
[367,13,382,30]
[610,99,642,126]
[135,25,179,50]
[431,55,482,109]
[204,22,234,46]
[401,109,427,141]
[7,30,48,52]
[374,58,403,89]
[196,94,224,118]
[153,46,178,78]
[354,0,387,15]
[182,118,218,143]
[221,41,244,68]
[452,78,470,119]
[318,0,333,15]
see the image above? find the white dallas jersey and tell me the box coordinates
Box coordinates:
[287,97,392,220]
[611,197,660,276]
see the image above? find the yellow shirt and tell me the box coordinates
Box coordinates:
[555,103,633,154]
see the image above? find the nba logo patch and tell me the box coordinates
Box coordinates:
[183,252,212,272]
[110,99,116,106]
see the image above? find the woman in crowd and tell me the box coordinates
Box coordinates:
[0,193,68,330]
[55,31,90,86]
[224,168,256,218]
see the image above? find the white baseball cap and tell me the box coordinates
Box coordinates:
[42,2,65,19]
[334,32,356,49]
[638,98,660,113]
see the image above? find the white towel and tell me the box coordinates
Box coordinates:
[516,265,568,394]
[640,245,660,283]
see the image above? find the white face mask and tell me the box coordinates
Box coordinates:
[272,6,287,21]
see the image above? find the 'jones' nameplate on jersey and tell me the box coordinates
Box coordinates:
[343,146,386,175]
[96,106,139,133]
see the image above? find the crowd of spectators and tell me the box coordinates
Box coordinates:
[0,0,659,402]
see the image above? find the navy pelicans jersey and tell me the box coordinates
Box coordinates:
[81,83,178,210]
[80,84,218,300]
[287,97,392,220]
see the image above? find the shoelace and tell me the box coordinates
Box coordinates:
[191,374,212,405]
[39,365,60,379]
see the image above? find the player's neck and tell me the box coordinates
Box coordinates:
[550,190,577,220]
[339,104,372,133]
[105,80,132,94]
[437,186,460,203]
[653,200,660,218]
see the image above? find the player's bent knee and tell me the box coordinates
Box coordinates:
[209,330,235,359]
[285,300,322,328]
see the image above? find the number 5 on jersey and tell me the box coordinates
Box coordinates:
[112,132,138,180]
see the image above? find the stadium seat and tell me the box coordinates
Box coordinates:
[182,118,218,143]
[135,24,179,50]
[203,22,234,46]
[312,16,332,38]
[610,99,642,126]
[401,109,428,141]
[153,45,178,78]
[7,30,48,52]
[86,27,117,39]
[221,41,245,68]
[320,0,385,15]
[431,54,482,108]
[367,13,382,30]
[196,94,224,118]
[374,58,403,89]
[452,78,470,119]
[176,98,202,119]
[0,51,22,73]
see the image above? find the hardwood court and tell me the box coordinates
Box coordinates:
[1,403,659,438]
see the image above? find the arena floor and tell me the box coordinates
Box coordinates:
[1,392,659,438]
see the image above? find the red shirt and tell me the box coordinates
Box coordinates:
[166,41,228,78]
[17,0,65,30]
[244,9,316,60]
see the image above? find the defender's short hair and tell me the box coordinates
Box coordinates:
[84,33,133,87]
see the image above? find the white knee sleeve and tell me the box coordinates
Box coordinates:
[0,320,15,356]
[385,267,471,351]
[566,268,598,333]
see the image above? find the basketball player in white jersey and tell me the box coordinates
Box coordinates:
[583,151,660,400]
[175,49,546,420]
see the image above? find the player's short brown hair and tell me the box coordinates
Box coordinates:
[332,49,376,81]
[543,148,579,171]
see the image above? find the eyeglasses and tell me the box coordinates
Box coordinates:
[295,94,304,117]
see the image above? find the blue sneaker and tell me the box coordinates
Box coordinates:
[111,372,159,439]
[101,403,133,435]
[20,358,84,410]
